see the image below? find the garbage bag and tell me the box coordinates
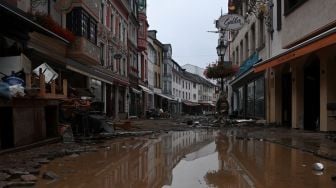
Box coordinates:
[0,82,10,99]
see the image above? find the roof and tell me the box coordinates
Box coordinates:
[182,71,216,87]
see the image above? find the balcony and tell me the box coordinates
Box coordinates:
[71,0,99,20]
[67,37,100,65]
[138,38,147,51]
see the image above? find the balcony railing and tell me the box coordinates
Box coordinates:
[67,37,100,65]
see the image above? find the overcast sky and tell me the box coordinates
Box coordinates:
[147,0,228,69]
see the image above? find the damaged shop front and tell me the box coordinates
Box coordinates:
[0,1,69,150]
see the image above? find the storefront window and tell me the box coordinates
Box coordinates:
[254,77,265,117]
[247,82,255,116]
[238,87,244,115]
[119,88,125,113]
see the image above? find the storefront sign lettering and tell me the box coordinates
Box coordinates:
[217,14,245,30]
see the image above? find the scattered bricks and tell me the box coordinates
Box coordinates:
[42,171,59,180]
[0,173,10,181]
[7,169,29,178]
[21,174,37,182]
[25,161,41,169]
[0,181,7,188]
[25,168,40,175]
[35,158,50,164]
[69,154,79,158]
[5,181,35,187]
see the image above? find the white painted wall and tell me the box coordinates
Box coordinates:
[282,0,336,47]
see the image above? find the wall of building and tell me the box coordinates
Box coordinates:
[282,0,336,47]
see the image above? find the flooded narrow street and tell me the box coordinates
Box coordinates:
[36,130,336,188]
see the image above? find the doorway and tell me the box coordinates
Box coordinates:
[304,56,320,130]
[282,66,292,127]
[0,107,14,149]
[106,84,113,117]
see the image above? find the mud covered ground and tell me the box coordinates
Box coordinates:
[0,116,336,187]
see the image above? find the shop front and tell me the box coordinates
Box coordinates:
[230,53,265,120]
[254,28,336,131]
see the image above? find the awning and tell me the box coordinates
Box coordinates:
[254,27,336,73]
[237,52,260,76]
[199,101,215,106]
[66,59,114,84]
[157,93,176,101]
[183,101,200,106]
[138,85,153,94]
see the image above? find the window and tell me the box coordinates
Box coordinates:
[82,12,89,38]
[100,3,104,24]
[233,51,236,64]
[193,83,196,89]
[258,17,265,49]
[235,47,239,65]
[255,78,265,117]
[100,43,104,66]
[245,33,249,58]
[158,73,160,88]
[164,64,167,75]
[284,0,307,15]
[89,19,96,42]
[251,24,256,53]
[110,14,114,32]
[67,8,97,44]
[238,87,244,115]
[240,41,243,64]
[193,94,196,100]
[277,0,282,30]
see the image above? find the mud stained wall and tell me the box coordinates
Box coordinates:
[13,107,46,147]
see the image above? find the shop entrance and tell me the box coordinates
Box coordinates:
[0,107,14,149]
[282,65,292,127]
[304,56,320,130]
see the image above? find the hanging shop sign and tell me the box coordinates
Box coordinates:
[217,14,245,30]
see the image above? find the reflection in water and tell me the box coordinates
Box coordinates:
[36,130,336,188]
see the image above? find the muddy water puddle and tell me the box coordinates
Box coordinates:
[36,130,336,188]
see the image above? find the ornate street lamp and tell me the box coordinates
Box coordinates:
[204,40,238,92]
[216,41,227,61]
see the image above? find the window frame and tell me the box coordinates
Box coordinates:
[284,0,308,16]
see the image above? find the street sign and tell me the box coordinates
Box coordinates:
[217,14,245,30]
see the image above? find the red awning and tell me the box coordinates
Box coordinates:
[183,101,200,106]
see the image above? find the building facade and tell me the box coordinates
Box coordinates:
[254,0,336,131]
[225,0,336,132]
